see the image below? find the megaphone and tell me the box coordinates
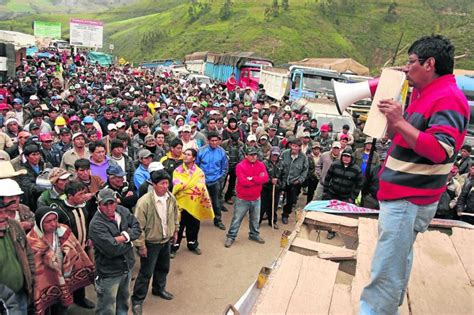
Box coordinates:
[332,78,379,115]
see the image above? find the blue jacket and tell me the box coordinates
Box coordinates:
[196,144,228,184]
[133,164,150,193]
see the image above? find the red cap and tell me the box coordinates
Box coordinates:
[0,103,9,111]
[320,124,329,132]
[340,134,349,140]
[40,133,53,142]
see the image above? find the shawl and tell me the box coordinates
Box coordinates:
[172,163,215,221]
[27,224,95,315]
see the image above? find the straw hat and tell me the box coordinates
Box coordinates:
[0,161,27,179]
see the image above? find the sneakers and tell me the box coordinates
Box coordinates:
[249,235,265,244]
[224,238,234,248]
[225,199,234,205]
[214,221,226,230]
[191,247,202,255]
[170,251,176,259]
[132,304,142,315]
[282,217,289,225]
[272,223,279,230]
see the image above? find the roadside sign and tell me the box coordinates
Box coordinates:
[109,44,114,50]
[69,19,103,48]
[34,21,61,39]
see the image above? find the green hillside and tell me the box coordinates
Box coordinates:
[0,0,473,74]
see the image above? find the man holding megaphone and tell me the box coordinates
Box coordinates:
[359,35,470,314]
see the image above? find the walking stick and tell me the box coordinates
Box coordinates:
[271,183,275,229]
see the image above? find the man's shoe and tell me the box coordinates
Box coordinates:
[191,247,202,255]
[327,231,336,240]
[224,238,234,248]
[170,251,176,259]
[152,289,174,300]
[76,297,95,309]
[221,206,229,212]
[214,221,226,230]
[132,304,143,315]
[225,199,234,205]
[282,217,289,225]
[249,235,265,244]
[272,223,279,230]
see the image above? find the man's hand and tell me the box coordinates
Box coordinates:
[126,191,134,197]
[377,99,404,130]
[138,247,148,258]
[86,239,94,249]
[271,178,278,185]
[114,235,127,244]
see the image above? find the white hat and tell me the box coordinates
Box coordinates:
[247,134,257,142]
[116,121,126,129]
[210,110,219,115]
[182,125,191,132]
[0,179,24,196]
[227,110,234,115]
[148,161,164,173]
[5,118,19,126]
[107,123,117,131]
[0,161,27,179]
[29,95,39,101]
[252,108,259,113]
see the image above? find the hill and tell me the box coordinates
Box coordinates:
[0,0,472,73]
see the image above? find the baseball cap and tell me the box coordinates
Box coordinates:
[97,188,117,205]
[107,123,117,131]
[302,131,311,138]
[116,121,126,129]
[148,161,164,173]
[30,95,39,101]
[365,137,374,144]
[48,168,72,184]
[40,133,53,142]
[268,124,278,130]
[72,132,85,140]
[340,134,349,140]
[332,141,341,149]
[182,125,191,133]
[106,164,126,177]
[320,124,329,132]
[83,116,94,124]
[59,127,71,135]
[144,134,155,143]
[246,146,258,155]
[227,110,234,116]
[312,142,321,149]
[30,123,40,130]
[138,149,154,160]
[247,135,257,142]
[252,108,259,113]
[271,146,281,156]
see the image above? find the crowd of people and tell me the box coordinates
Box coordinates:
[0,37,472,315]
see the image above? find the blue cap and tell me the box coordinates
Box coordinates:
[13,98,23,104]
[82,116,94,124]
[106,164,126,177]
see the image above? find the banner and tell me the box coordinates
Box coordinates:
[34,21,61,39]
[69,19,103,48]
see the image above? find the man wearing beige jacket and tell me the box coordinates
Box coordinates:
[132,170,179,315]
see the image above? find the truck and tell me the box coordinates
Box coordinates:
[184,51,208,74]
[260,58,370,102]
[203,52,273,92]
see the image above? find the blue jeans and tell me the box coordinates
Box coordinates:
[95,272,132,315]
[207,181,222,223]
[360,200,437,315]
[226,197,261,240]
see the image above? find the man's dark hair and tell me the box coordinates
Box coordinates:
[65,180,86,197]
[407,35,454,76]
[185,148,198,158]
[103,107,113,113]
[207,131,221,141]
[137,121,147,128]
[88,141,105,153]
[154,130,166,137]
[207,118,216,124]
[461,144,472,153]
[74,158,91,170]
[170,138,183,148]
[116,132,129,141]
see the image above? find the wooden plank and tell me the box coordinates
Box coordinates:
[305,212,359,239]
[351,217,378,315]
[286,256,339,314]
[290,237,356,261]
[408,231,474,314]
[329,284,352,315]
[253,252,339,314]
[451,228,474,286]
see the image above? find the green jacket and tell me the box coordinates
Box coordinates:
[133,191,179,248]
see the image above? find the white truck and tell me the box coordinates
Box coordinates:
[259,66,291,100]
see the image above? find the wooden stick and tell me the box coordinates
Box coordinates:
[271,184,275,229]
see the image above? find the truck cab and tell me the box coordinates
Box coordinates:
[289,66,346,101]
[239,67,261,91]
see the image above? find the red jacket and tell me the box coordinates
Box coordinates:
[235,158,269,201]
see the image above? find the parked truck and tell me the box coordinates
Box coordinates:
[260,58,370,102]
[203,52,273,92]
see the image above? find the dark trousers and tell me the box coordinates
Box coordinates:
[172,210,200,251]
[224,167,237,201]
[283,184,301,218]
[131,241,170,305]
[206,181,222,223]
[260,185,279,225]
[306,177,319,204]
[73,287,86,304]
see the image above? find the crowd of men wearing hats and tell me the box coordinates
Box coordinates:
[0,48,473,315]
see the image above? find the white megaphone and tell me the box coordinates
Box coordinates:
[332,78,379,115]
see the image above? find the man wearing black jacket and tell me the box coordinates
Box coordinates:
[89,188,142,315]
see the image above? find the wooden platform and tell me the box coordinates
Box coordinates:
[230,211,474,315]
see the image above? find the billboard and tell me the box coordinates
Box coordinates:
[69,19,103,48]
[34,21,62,39]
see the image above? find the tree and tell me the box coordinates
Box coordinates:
[219,0,232,20]
[272,0,279,17]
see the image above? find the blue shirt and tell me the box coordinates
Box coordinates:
[196,145,228,184]
[133,164,150,193]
